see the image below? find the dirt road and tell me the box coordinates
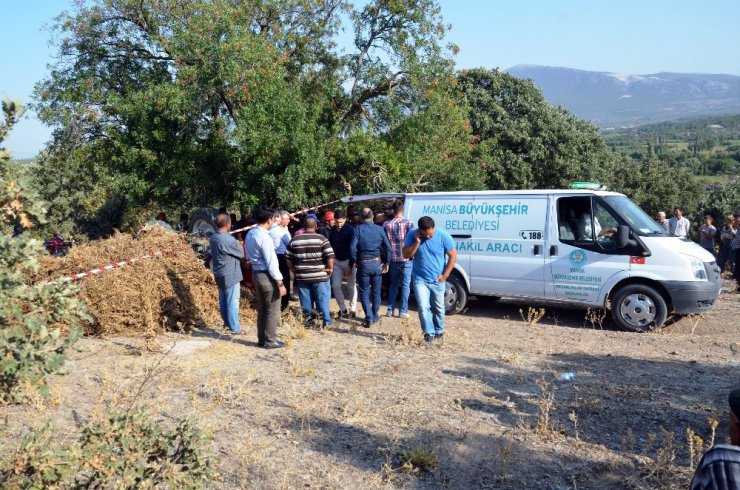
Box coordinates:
[2,279,738,489]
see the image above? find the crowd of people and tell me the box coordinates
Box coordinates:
[206,200,456,348]
[656,208,740,287]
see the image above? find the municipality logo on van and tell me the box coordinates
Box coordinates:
[568,250,588,267]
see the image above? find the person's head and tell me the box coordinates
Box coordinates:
[657,211,666,222]
[179,213,188,223]
[674,207,684,218]
[230,213,237,224]
[350,212,360,225]
[729,388,740,446]
[727,214,735,225]
[704,215,713,226]
[334,209,347,229]
[254,206,277,226]
[360,207,373,222]
[304,217,318,231]
[277,210,291,227]
[417,216,436,239]
[324,211,335,228]
[392,199,404,217]
[156,211,167,221]
[374,212,385,225]
[734,211,740,227]
[215,213,231,231]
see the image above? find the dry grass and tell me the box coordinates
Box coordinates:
[28,225,256,337]
[520,307,546,326]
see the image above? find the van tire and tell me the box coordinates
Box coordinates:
[610,284,668,332]
[445,274,468,315]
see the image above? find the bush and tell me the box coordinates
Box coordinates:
[0,407,214,489]
[1,98,87,403]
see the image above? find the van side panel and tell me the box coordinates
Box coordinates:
[468,195,549,298]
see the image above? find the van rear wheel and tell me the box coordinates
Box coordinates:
[445,274,468,315]
[611,284,667,332]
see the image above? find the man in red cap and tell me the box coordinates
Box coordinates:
[318,211,334,239]
[690,387,740,489]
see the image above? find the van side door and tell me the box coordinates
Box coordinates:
[468,195,548,298]
[547,195,631,304]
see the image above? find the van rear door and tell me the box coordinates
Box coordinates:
[468,195,548,298]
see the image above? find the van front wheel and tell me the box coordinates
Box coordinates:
[611,284,668,332]
[444,274,468,315]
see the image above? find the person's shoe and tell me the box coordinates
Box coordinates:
[363,320,372,328]
[257,341,266,347]
[350,310,357,318]
[229,330,246,336]
[434,333,445,343]
[423,333,434,343]
[340,309,350,318]
[386,308,394,317]
[262,341,285,349]
[399,312,411,319]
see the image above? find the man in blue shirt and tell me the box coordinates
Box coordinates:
[350,207,392,327]
[246,207,287,349]
[402,216,457,343]
[209,214,245,334]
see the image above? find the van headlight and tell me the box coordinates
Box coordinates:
[687,257,707,281]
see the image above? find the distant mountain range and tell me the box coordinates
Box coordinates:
[506,65,740,128]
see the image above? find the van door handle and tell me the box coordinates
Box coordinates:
[451,234,472,239]
[550,245,558,256]
[533,245,542,256]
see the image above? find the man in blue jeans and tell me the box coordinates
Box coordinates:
[350,207,392,327]
[209,214,246,334]
[286,217,335,327]
[403,216,457,343]
[383,199,414,318]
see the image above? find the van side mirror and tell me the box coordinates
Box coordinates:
[616,225,630,248]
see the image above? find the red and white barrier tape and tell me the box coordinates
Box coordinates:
[46,198,346,285]
[228,198,344,235]
[47,250,169,285]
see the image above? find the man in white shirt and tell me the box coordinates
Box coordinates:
[656,211,670,233]
[246,207,287,349]
[668,207,691,238]
[269,210,292,311]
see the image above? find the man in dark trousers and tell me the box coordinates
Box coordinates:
[350,207,391,327]
[245,207,287,349]
[209,214,245,334]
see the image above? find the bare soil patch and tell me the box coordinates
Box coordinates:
[2,278,738,489]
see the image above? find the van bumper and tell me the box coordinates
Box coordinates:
[662,264,722,314]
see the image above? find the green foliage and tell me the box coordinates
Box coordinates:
[1,100,87,403]
[604,155,702,216]
[458,69,613,190]
[0,408,214,489]
[34,0,464,219]
[694,178,740,224]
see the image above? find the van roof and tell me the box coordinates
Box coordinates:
[341,189,624,203]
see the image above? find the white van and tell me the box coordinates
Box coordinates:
[343,188,721,331]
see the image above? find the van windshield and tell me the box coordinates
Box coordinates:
[602,196,667,236]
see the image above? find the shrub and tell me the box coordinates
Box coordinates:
[0,407,214,489]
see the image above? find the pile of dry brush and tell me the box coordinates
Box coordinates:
[30,226,255,337]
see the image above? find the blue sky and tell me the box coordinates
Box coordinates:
[2,0,739,158]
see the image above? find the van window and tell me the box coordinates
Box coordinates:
[557,197,622,251]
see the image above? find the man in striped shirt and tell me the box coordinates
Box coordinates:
[690,387,740,489]
[286,217,335,327]
[384,200,414,318]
